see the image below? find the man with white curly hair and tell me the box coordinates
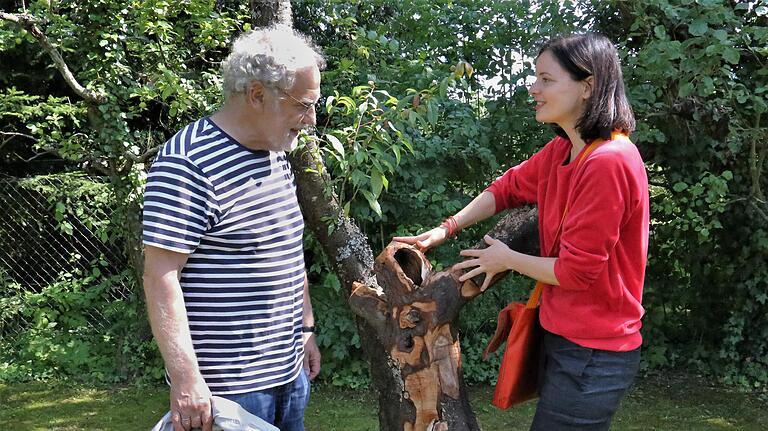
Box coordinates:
[142,25,324,431]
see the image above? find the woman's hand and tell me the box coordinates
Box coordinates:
[392,226,449,252]
[455,235,515,291]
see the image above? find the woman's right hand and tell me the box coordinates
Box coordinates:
[392,226,449,252]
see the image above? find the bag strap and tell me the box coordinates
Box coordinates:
[525,134,623,309]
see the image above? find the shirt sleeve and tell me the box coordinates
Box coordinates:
[484,139,560,213]
[142,153,218,254]
[553,151,634,291]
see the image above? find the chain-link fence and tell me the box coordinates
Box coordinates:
[0,174,132,339]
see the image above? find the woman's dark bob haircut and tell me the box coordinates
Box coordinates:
[537,33,635,142]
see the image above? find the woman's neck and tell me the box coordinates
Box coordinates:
[562,124,587,163]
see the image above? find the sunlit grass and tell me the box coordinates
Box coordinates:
[1,373,766,430]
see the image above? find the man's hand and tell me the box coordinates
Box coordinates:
[170,376,213,431]
[303,333,321,380]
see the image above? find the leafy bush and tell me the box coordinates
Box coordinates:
[0,175,162,384]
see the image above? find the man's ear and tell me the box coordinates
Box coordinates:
[582,76,594,100]
[247,81,265,108]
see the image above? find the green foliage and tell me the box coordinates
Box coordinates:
[0,174,162,384]
[0,271,161,384]
[0,87,86,163]
[317,83,417,219]
[17,173,114,238]
[1,0,250,167]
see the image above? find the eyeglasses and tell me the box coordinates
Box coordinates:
[279,89,318,118]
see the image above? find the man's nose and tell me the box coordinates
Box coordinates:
[302,105,317,127]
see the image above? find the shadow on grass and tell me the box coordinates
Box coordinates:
[1,373,766,430]
[0,383,167,430]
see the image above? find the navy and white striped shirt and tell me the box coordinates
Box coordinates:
[142,117,306,395]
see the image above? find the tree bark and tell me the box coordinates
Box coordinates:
[256,2,541,429]
[250,0,292,28]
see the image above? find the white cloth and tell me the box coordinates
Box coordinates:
[150,396,279,431]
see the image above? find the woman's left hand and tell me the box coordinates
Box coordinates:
[455,235,515,291]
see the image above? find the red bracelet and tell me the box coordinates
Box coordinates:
[440,215,460,237]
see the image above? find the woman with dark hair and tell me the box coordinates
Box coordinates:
[394,33,649,430]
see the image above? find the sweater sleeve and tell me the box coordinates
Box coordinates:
[554,150,634,291]
[485,138,559,214]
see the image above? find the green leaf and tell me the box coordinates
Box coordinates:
[426,102,438,125]
[754,96,767,113]
[361,190,382,217]
[688,20,708,36]
[371,170,383,197]
[722,48,740,65]
[392,145,401,164]
[368,198,382,217]
[326,134,345,157]
[713,29,728,42]
[408,110,417,125]
[673,182,688,192]
[678,82,694,98]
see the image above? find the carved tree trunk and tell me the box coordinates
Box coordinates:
[256,2,541,429]
[289,139,539,431]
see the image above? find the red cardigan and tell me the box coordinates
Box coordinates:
[486,135,649,351]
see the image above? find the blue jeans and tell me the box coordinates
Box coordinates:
[220,369,310,431]
[530,331,640,431]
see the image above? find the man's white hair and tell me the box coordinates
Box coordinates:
[221,25,325,98]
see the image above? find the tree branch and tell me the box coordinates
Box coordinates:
[124,144,162,165]
[288,136,379,294]
[119,143,163,176]
[0,131,36,141]
[1,131,37,152]
[459,205,540,303]
[751,200,768,223]
[134,144,163,163]
[0,12,107,104]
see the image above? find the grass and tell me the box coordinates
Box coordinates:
[1,373,766,430]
